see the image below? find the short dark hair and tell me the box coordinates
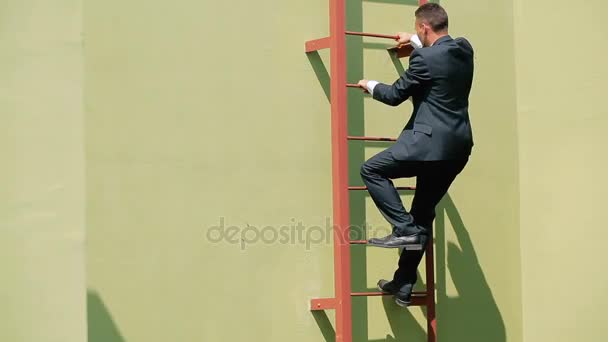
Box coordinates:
[415,3,449,32]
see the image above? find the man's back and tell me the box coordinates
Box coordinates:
[372,35,474,161]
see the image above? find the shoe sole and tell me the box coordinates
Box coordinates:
[367,241,423,250]
[378,283,413,306]
[395,298,412,307]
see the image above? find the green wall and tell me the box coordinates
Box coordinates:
[84,1,335,340]
[433,0,523,340]
[4,0,608,341]
[84,0,522,341]
[0,1,87,342]
[514,0,608,341]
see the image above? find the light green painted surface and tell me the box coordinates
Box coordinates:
[4,0,607,341]
[0,1,87,342]
[84,1,522,341]
[84,1,334,341]
[514,0,608,341]
[434,1,522,341]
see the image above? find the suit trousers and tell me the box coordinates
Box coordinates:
[360,147,468,287]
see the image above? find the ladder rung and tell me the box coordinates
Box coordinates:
[388,43,414,59]
[350,240,425,251]
[351,291,427,296]
[347,136,396,142]
[305,33,406,53]
[346,31,399,40]
[311,292,429,311]
[349,186,415,191]
[351,292,429,306]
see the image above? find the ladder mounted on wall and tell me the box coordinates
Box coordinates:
[304,1,437,342]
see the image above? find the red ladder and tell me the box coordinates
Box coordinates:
[305,1,436,342]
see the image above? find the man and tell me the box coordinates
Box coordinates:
[356,3,474,307]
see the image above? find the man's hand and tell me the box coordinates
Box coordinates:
[357,79,369,94]
[396,32,413,45]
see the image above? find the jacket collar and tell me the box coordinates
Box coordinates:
[432,35,452,46]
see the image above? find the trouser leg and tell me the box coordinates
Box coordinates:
[360,149,424,236]
[392,159,468,287]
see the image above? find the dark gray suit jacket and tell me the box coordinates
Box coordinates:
[373,35,474,161]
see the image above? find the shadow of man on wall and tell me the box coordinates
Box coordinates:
[87,290,126,342]
[361,193,507,342]
[432,194,506,341]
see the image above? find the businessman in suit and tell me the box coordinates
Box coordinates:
[356,3,474,307]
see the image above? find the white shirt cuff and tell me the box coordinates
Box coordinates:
[410,34,423,49]
[367,80,379,95]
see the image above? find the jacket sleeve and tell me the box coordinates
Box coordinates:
[372,50,430,106]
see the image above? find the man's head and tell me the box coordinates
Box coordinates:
[414,3,449,47]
